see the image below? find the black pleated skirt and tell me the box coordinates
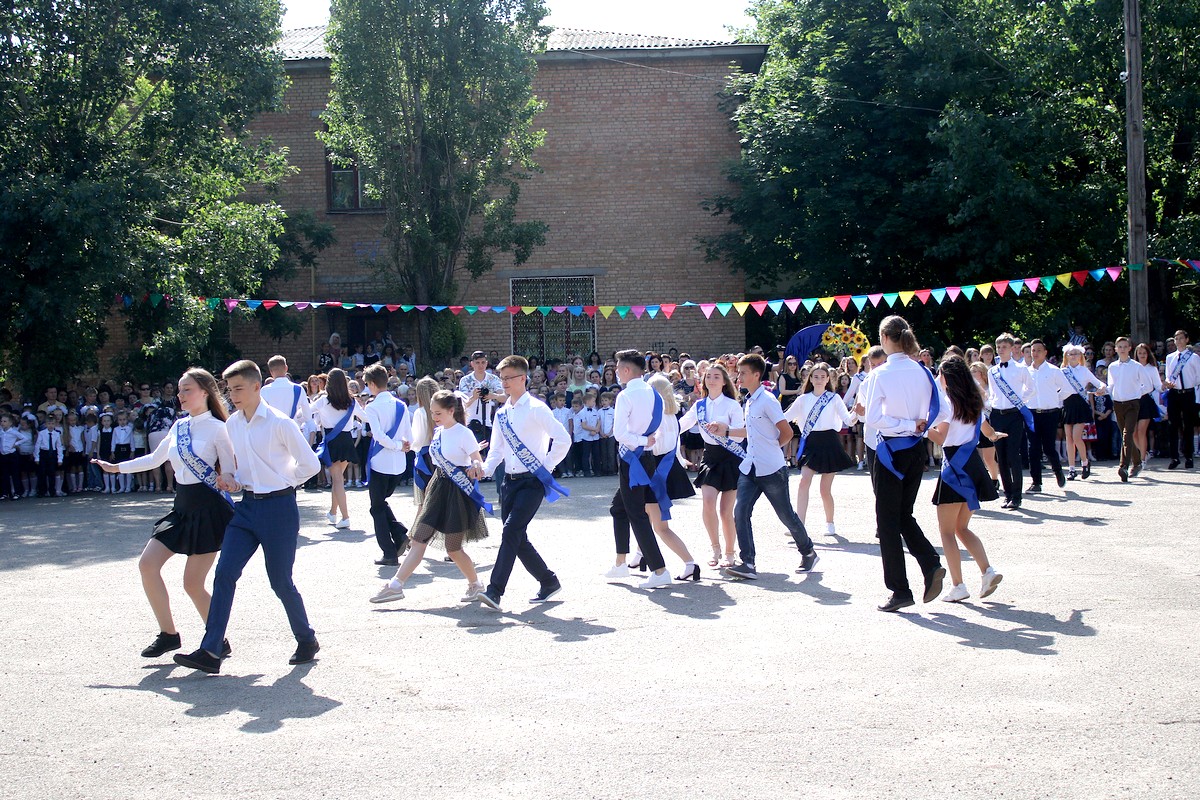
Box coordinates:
[799,429,854,474]
[152,482,233,555]
[680,430,705,450]
[1137,393,1158,420]
[694,443,741,492]
[932,445,1000,506]
[1062,394,1093,425]
[323,428,359,464]
[411,470,489,546]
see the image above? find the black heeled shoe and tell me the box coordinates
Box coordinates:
[676,564,701,582]
[627,556,647,572]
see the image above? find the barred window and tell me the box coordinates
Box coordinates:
[510,276,596,362]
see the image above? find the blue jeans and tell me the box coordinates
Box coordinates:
[488,473,556,598]
[201,493,315,655]
[734,466,812,567]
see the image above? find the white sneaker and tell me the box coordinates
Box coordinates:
[856,460,864,471]
[825,522,836,536]
[369,584,405,603]
[335,518,351,529]
[942,583,970,603]
[639,570,673,590]
[604,563,630,580]
[980,567,1003,598]
[460,582,484,602]
[326,512,337,524]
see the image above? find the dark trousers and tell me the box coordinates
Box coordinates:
[1029,409,1064,486]
[733,465,812,568]
[599,437,618,475]
[489,473,555,598]
[36,450,58,496]
[0,451,20,496]
[991,410,1026,502]
[1114,400,1142,468]
[870,443,940,599]
[575,439,597,475]
[1167,390,1197,460]
[368,470,409,559]
[610,456,666,570]
[202,492,315,655]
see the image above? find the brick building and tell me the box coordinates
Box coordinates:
[105,27,767,374]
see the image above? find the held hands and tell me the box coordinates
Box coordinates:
[853,402,866,417]
[704,422,727,437]
[215,473,241,493]
[91,459,120,474]
[645,434,657,448]
[990,432,1009,442]
[915,420,927,434]
[467,462,485,481]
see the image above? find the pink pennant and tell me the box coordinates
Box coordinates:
[750,301,768,315]
[506,306,521,314]
[867,293,883,307]
[784,299,801,313]
[631,305,646,319]
[1024,278,1039,292]
[294,302,310,310]
[386,304,400,311]
[915,289,931,305]
[552,306,567,314]
[660,303,676,319]
[1106,266,1123,281]
[223,299,239,312]
[992,281,1008,297]
[834,295,851,311]
[700,304,717,319]
[449,306,463,315]
[261,300,278,309]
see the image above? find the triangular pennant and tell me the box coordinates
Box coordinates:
[767,300,784,315]
[123,294,134,307]
[476,306,492,313]
[521,306,537,315]
[279,301,294,308]
[1189,260,1200,271]
[615,305,631,318]
[961,285,977,300]
[882,293,899,307]
[1106,266,1123,281]
[991,281,1007,297]
[868,293,884,307]
[802,298,818,313]
[646,305,660,319]
[583,306,598,317]
[224,299,239,312]
[1072,271,1089,286]
[732,302,750,316]
[660,304,676,319]
[852,295,868,311]
[975,283,992,298]
[1056,273,1071,288]
[914,290,931,305]
[413,305,428,311]
[567,305,583,316]
[1040,277,1056,292]
[372,304,384,312]
[1024,278,1039,293]
[818,297,835,312]
[716,302,733,316]
[385,304,400,311]
[699,304,716,319]
[1089,269,1105,282]
[1008,280,1024,295]
[402,305,416,312]
[246,300,263,310]
[834,295,851,311]
[930,288,947,304]
[465,306,478,314]
[339,302,354,309]
[946,287,961,302]
[206,297,220,310]
[898,291,915,306]
[449,306,463,315]
[262,300,279,309]
[293,302,310,311]
[631,305,646,319]
[537,306,552,315]
[150,293,163,308]
[599,306,616,318]
[785,299,802,313]
[552,306,567,314]
[750,301,769,316]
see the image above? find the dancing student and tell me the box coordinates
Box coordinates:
[1164,330,1200,469]
[1107,338,1149,481]
[607,373,699,584]
[925,357,1003,603]
[783,362,857,537]
[854,346,887,478]
[260,354,312,427]
[95,368,235,659]
[476,355,570,611]
[861,315,946,612]
[1026,339,1072,492]
[313,368,366,529]
[370,391,489,604]
[1059,344,1106,479]
[362,364,413,567]
[986,333,1035,509]
[676,363,743,568]
[705,354,819,580]
[1133,343,1162,463]
[968,362,1001,489]
[174,359,322,674]
[410,376,439,506]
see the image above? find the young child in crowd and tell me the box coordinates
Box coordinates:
[0,414,20,500]
[65,411,86,494]
[576,392,601,478]
[551,392,573,478]
[132,413,149,492]
[567,396,585,477]
[17,416,36,497]
[598,391,616,476]
[83,412,102,491]
[35,414,65,497]
[98,411,116,493]
[112,410,134,493]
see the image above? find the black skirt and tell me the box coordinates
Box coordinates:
[976,429,994,450]
[694,442,741,492]
[322,428,359,464]
[932,445,1000,506]
[1062,394,1093,425]
[411,469,489,546]
[658,453,697,500]
[680,430,705,450]
[152,482,233,555]
[799,429,854,474]
[1137,393,1158,420]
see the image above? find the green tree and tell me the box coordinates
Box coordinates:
[0,0,291,393]
[320,0,550,365]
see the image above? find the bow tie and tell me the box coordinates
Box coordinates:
[999,362,1008,368]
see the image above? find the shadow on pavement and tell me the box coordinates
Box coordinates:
[612,580,736,619]
[382,602,618,643]
[902,603,1095,656]
[89,662,341,733]
[0,495,172,571]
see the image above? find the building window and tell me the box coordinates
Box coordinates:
[510,276,596,362]
[328,161,384,212]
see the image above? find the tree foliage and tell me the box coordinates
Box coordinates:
[0,0,292,392]
[708,0,1200,349]
[321,0,550,364]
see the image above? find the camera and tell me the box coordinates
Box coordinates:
[479,386,490,398]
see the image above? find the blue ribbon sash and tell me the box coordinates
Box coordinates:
[365,399,406,483]
[875,365,940,481]
[497,410,569,502]
[315,405,354,467]
[413,445,432,491]
[1171,350,1192,386]
[619,391,678,518]
[992,367,1035,432]
[290,384,302,420]
[430,431,493,514]
[697,398,746,459]
[795,392,836,461]
[175,419,233,508]
[939,419,982,511]
[1061,367,1090,401]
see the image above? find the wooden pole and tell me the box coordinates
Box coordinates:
[1124,0,1150,343]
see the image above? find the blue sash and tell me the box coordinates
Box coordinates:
[1062,367,1089,401]
[619,390,677,513]
[795,392,836,461]
[940,419,982,511]
[365,398,405,483]
[697,398,746,459]
[875,365,940,480]
[290,384,302,420]
[413,445,432,491]
[496,409,569,502]
[992,366,1035,432]
[430,431,493,514]
[315,405,354,467]
[1171,350,1193,386]
[175,419,233,508]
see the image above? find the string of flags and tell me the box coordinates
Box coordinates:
[118,258,1199,319]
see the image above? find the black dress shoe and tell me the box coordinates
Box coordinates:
[1188,459,1195,469]
[173,648,221,674]
[374,558,399,566]
[923,566,946,603]
[1027,484,1042,493]
[530,578,562,603]
[1055,471,1066,488]
[141,632,181,658]
[1168,459,1180,470]
[289,639,320,665]
[1000,499,1012,509]
[878,594,915,613]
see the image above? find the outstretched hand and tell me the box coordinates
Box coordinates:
[91,459,119,474]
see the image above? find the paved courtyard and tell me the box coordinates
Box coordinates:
[1,462,1197,799]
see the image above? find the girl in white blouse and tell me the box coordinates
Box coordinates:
[783,363,857,536]
[371,391,488,604]
[95,368,235,660]
[312,368,367,529]
[1059,344,1106,479]
[1134,343,1163,462]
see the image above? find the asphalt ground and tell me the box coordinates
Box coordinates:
[1,459,1197,799]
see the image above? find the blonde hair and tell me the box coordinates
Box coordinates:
[415,377,439,441]
[647,374,680,415]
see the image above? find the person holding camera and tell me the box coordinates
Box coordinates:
[459,350,506,481]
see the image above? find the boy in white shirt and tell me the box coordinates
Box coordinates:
[551,393,573,477]
[598,391,616,475]
[575,392,601,478]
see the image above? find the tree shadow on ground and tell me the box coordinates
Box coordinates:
[902,603,1095,656]
[88,662,340,733]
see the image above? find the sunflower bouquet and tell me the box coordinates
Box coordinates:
[819,323,871,362]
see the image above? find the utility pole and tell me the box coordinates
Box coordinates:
[1124,0,1150,343]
